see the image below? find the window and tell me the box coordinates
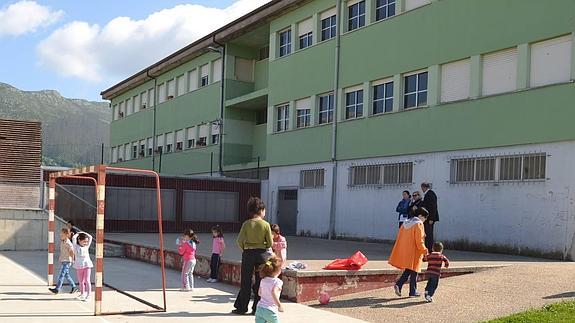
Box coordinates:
[345,88,363,119]
[450,154,546,183]
[321,9,337,41]
[350,162,413,187]
[112,104,118,120]
[376,0,396,21]
[147,138,153,156]
[300,169,325,188]
[279,29,292,57]
[198,124,208,147]
[296,98,311,128]
[148,88,155,107]
[126,98,132,115]
[318,93,334,124]
[276,104,289,132]
[450,157,496,183]
[530,35,572,87]
[235,58,254,82]
[405,0,431,11]
[165,132,174,153]
[186,127,196,149]
[118,102,125,118]
[347,1,366,32]
[124,144,131,161]
[167,79,175,99]
[133,95,140,113]
[211,122,220,145]
[139,140,145,157]
[404,71,428,109]
[212,59,222,83]
[158,83,166,103]
[258,46,269,60]
[200,64,209,87]
[111,147,118,163]
[441,59,470,103]
[176,130,184,151]
[298,18,313,49]
[176,74,186,96]
[373,79,393,114]
[118,145,124,162]
[482,47,518,96]
[188,69,198,91]
[140,92,148,109]
[156,134,164,154]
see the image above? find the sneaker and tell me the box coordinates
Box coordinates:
[70,287,78,294]
[409,291,421,297]
[231,309,248,315]
[75,294,85,300]
[206,278,215,282]
[48,288,59,294]
[210,279,218,283]
[81,296,88,302]
[393,285,401,297]
[180,288,191,292]
[425,294,433,302]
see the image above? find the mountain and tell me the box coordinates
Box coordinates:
[0,82,111,167]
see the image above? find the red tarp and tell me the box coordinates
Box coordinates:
[323,251,368,270]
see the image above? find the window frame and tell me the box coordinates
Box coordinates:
[321,14,337,41]
[299,32,313,50]
[372,79,394,115]
[300,169,325,189]
[375,0,396,21]
[279,28,292,57]
[318,93,334,125]
[403,70,428,109]
[347,0,366,32]
[345,88,364,120]
[349,162,413,187]
[276,104,290,132]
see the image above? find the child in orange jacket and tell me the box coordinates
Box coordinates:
[388,207,429,297]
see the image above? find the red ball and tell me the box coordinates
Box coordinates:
[318,292,330,305]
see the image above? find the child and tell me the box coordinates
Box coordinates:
[49,228,77,294]
[72,231,93,301]
[255,256,284,323]
[208,226,225,283]
[423,242,450,302]
[271,224,287,269]
[177,229,199,291]
[388,207,429,297]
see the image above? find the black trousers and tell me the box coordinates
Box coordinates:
[233,249,269,313]
[424,222,435,251]
[425,276,440,297]
[396,269,418,296]
[210,253,221,280]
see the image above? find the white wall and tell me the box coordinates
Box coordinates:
[269,141,575,259]
[268,162,333,236]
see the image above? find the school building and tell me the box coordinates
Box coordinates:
[101,0,575,260]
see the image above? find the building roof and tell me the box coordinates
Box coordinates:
[100,0,308,101]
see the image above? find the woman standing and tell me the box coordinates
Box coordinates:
[409,191,423,218]
[233,197,273,315]
[388,207,429,297]
[395,190,411,228]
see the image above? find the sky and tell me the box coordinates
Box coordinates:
[0,0,271,101]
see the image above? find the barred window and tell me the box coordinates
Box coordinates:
[451,154,545,183]
[300,169,325,188]
[349,162,413,187]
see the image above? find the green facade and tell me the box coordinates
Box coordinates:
[106,0,575,175]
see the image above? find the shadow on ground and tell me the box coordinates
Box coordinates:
[543,291,575,299]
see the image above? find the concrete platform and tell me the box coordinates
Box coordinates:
[0,251,366,322]
[104,233,546,302]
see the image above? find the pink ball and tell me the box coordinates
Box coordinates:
[318,292,330,305]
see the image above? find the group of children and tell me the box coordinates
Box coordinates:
[49,221,94,302]
[389,207,450,303]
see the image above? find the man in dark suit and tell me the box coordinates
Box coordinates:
[421,182,439,251]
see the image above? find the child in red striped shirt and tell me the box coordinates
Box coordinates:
[423,242,450,302]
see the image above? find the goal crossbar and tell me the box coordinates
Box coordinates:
[47,165,167,316]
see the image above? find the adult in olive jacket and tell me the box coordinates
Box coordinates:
[421,182,439,251]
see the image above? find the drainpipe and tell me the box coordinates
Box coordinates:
[328,0,342,240]
[212,36,226,177]
[147,70,158,172]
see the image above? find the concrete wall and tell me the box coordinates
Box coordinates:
[0,208,47,250]
[269,141,575,260]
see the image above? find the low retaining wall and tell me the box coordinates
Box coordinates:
[0,208,46,250]
[108,239,497,303]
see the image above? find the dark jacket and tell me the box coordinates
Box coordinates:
[408,199,423,218]
[422,189,439,222]
[395,199,411,221]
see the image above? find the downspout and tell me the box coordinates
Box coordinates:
[328,0,342,240]
[147,70,158,172]
[213,36,226,177]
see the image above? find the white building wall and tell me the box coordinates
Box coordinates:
[269,141,575,259]
[268,162,332,236]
